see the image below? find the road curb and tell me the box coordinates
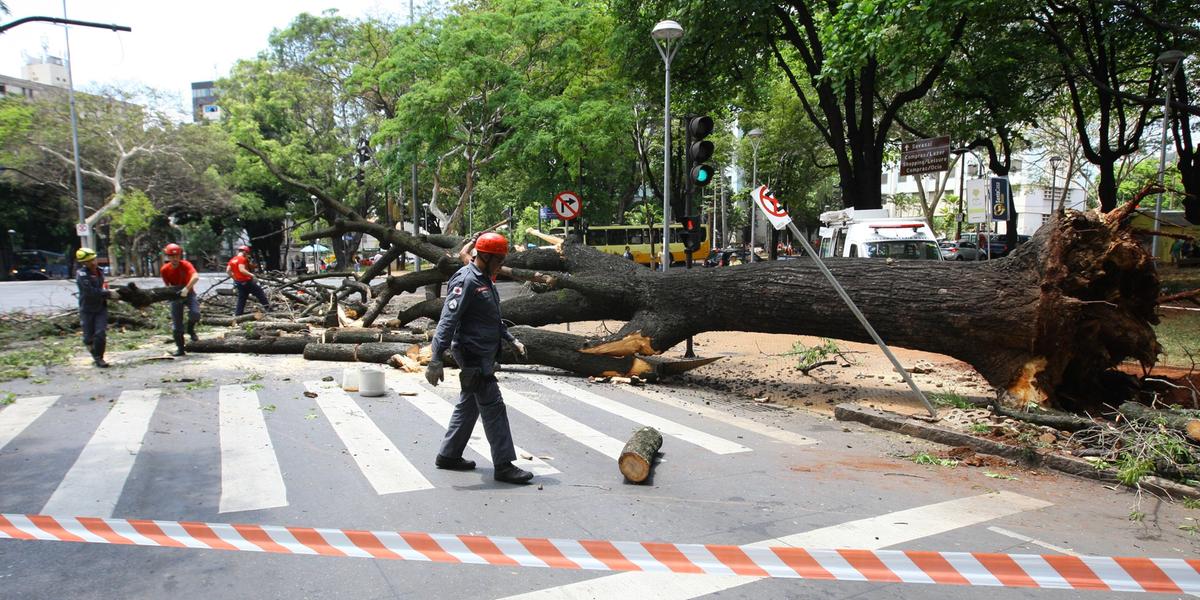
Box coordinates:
[833,403,1200,501]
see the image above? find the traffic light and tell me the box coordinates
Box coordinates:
[680,215,706,253]
[685,116,716,202]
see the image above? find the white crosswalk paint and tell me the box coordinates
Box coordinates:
[218,385,288,513]
[621,385,819,447]
[305,382,434,495]
[385,377,558,475]
[41,389,160,518]
[496,490,1052,600]
[0,395,58,451]
[518,374,752,455]
[497,384,626,460]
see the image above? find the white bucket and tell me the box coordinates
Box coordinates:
[358,368,386,397]
[341,367,359,392]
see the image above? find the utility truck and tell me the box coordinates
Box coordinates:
[817,208,942,261]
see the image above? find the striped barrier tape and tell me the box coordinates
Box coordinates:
[1,513,1196,594]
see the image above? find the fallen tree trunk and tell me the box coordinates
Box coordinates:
[245,136,1163,411]
[304,342,414,364]
[619,427,663,483]
[114,283,184,309]
[186,336,313,354]
[321,328,428,344]
[1119,402,1200,442]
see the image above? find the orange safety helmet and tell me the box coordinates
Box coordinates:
[238,245,252,254]
[475,232,509,256]
[163,243,183,256]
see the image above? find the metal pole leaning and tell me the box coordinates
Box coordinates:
[783,221,938,418]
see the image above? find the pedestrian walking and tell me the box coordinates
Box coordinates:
[425,232,533,484]
[1170,238,1184,266]
[623,245,635,261]
[226,245,272,315]
[75,247,119,368]
[160,243,200,356]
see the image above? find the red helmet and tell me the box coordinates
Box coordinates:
[163,243,183,256]
[238,245,252,254]
[475,232,509,256]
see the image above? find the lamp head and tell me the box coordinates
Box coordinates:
[748,128,764,139]
[1157,50,1186,66]
[1049,156,1063,167]
[651,20,683,41]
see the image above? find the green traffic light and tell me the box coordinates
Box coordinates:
[697,170,709,183]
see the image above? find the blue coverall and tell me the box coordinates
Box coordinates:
[430,263,518,466]
[75,265,109,362]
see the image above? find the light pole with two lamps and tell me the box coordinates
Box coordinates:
[747,128,764,260]
[1152,49,1186,259]
[651,19,683,271]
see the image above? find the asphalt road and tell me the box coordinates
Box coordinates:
[1,343,1196,598]
[0,274,229,314]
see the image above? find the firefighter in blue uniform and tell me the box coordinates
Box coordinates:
[425,232,532,484]
[75,247,119,368]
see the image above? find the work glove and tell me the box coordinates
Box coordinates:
[106,289,120,300]
[512,339,527,358]
[179,287,189,298]
[425,360,444,387]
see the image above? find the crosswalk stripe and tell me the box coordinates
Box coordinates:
[496,383,626,460]
[385,377,558,476]
[518,374,752,455]
[0,395,58,451]
[495,491,1053,599]
[41,389,160,518]
[218,385,288,513]
[304,382,434,495]
[621,385,819,447]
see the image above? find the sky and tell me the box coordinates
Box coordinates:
[0,1,421,119]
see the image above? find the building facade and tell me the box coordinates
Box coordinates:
[191,81,220,123]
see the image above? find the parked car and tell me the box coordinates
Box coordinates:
[939,240,982,261]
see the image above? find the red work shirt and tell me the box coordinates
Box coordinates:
[227,255,253,282]
[161,259,197,287]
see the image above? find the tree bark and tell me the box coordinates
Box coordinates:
[304,342,414,364]
[186,336,312,354]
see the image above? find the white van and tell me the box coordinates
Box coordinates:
[817,208,942,261]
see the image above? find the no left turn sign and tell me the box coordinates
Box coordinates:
[553,191,582,221]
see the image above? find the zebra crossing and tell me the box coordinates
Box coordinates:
[0,371,821,520]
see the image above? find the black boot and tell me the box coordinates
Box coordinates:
[435,455,476,471]
[171,333,187,357]
[494,463,533,484]
[92,338,109,368]
[187,321,199,342]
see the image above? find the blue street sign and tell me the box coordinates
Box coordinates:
[989,177,1012,221]
[540,206,555,221]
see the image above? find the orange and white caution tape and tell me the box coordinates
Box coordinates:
[1,513,1196,594]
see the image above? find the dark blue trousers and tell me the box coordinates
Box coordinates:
[170,293,201,336]
[80,309,107,359]
[234,280,271,315]
[438,353,517,466]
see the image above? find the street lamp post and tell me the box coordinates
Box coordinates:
[1049,156,1063,214]
[1153,49,1186,259]
[62,0,90,250]
[747,128,764,260]
[652,19,683,272]
[952,147,969,240]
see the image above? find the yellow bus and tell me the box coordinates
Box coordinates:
[551,224,711,266]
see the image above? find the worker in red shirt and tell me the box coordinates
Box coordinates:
[160,243,201,356]
[226,245,272,315]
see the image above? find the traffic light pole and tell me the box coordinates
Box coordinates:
[781,220,937,419]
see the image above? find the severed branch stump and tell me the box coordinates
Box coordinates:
[619,426,663,483]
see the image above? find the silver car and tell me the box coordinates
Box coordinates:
[939,240,982,261]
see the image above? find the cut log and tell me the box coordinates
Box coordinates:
[1119,402,1200,442]
[619,426,663,483]
[321,327,429,344]
[303,342,414,364]
[202,314,262,326]
[186,336,312,354]
[113,283,185,309]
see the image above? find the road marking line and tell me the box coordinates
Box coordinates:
[41,389,160,517]
[3,503,1195,594]
[495,490,1053,599]
[385,377,557,476]
[0,395,58,451]
[620,385,819,447]
[218,385,288,513]
[304,382,433,494]
[518,374,751,455]
[497,384,626,460]
[987,526,1082,556]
